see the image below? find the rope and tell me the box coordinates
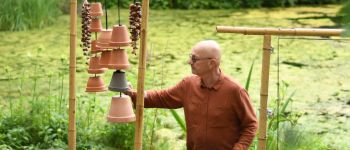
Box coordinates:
[118,0,121,25]
[104,0,108,29]
[149,43,158,149]
[276,36,281,150]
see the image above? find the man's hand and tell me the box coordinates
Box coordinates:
[123,82,134,97]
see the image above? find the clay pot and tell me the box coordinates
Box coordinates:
[90,2,103,17]
[87,56,106,74]
[108,49,130,70]
[107,95,136,123]
[90,18,103,32]
[99,50,112,68]
[108,70,128,92]
[86,76,106,92]
[96,29,114,49]
[91,40,103,53]
[110,25,131,47]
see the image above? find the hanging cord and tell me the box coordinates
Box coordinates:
[149,43,160,150]
[118,0,121,25]
[104,0,108,29]
[276,36,281,150]
[149,42,168,149]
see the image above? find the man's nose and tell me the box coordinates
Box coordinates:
[188,59,193,65]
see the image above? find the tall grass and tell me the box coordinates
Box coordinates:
[0,0,61,31]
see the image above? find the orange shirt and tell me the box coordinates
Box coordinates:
[133,73,257,150]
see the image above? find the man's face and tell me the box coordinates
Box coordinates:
[188,49,213,76]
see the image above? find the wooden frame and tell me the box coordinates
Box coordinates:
[68,0,77,150]
[68,0,150,149]
[134,0,150,150]
[216,26,343,150]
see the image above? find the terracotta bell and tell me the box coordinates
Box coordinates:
[96,29,113,49]
[88,56,106,74]
[108,49,130,70]
[91,40,103,54]
[90,2,103,17]
[110,25,131,47]
[90,18,103,32]
[107,95,136,123]
[86,76,106,92]
[108,70,128,92]
[99,50,112,68]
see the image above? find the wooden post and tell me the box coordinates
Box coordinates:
[134,0,149,150]
[258,35,272,150]
[68,0,77,150]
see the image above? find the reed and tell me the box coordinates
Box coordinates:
[0,0,61,31]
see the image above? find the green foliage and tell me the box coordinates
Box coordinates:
[0,113,68,149]
[0,0,62,31]
[98,124,135,149]
[250,82,329,150]
[169,110,186,133]
[338,1,350,36]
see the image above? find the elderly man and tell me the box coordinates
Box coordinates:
[126,40,258,150]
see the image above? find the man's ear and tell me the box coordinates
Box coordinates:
[209,59,218,68]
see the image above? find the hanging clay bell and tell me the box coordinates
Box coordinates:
[107,95,136,123]
[90,2,103,17]
[91,40,103,54]
[86,76,106,92]
[108,70,128,92]
[110,25,131,47]
[88,56,106,74]
[108,48,130,70]
[96,29,113,49]
[99,50,112,68]
[90,18,103,32]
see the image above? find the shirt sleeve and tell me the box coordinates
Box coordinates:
[232,88,258,150]
[130,78,188,109]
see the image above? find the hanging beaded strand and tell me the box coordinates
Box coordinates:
[129,1,141,55]
[81,0,92,65]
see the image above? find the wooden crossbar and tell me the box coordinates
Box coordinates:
[216,26,344,37]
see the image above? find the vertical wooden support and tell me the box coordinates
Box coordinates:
[134,0,149,150]
[68,0,77,150]
[258,35,272,150]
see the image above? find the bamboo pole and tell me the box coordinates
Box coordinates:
[68,0,77,150]
[257,35,272,150]
[216,26,343,36]
[134,0,149,149]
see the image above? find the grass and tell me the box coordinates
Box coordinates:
[1,5,350,149]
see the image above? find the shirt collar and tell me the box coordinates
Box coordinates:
[200,70,224,90]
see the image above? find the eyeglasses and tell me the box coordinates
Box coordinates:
[189,54,213,63]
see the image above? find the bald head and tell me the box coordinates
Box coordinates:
[192,40,221,62]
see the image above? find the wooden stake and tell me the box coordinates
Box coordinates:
[68,0,77,150]
[216,26,343,37]
[257,35,272,150]
[134,0,149,150]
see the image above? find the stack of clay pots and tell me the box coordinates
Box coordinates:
[105,24,134,123]
[83,1,136,123]
[86,2,107,93]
